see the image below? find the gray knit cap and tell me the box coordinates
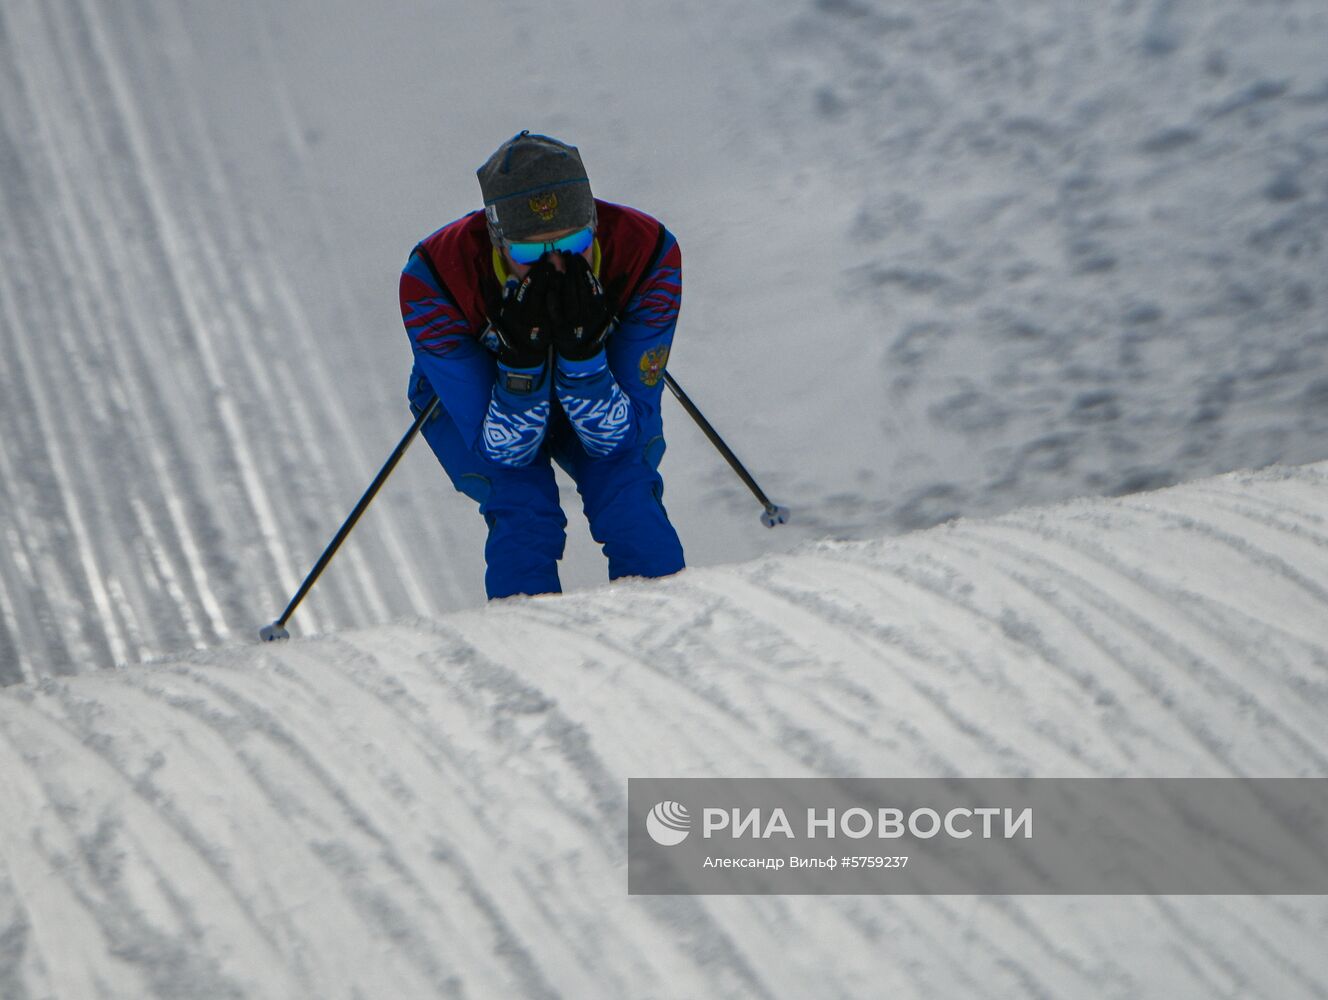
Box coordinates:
[477,131,595,242]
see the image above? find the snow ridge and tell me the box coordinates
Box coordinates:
[1,463,1326,999]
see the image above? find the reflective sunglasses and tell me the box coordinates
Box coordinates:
[505,226,594,265]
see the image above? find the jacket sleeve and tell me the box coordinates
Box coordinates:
[400,248,550,467]
[553,229,681,459]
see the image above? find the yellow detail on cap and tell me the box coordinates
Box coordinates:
[528,192,559,221]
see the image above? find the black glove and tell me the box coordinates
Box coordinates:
[548,252,615,362]
[492,260,557,369]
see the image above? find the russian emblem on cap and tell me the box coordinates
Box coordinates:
[528,192,559,221]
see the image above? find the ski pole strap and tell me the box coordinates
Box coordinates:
[662,372,780,515]
[265,395,440,637]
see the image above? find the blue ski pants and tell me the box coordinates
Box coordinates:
[410,376,685,599]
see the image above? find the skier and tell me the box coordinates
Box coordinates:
[400,131,686,599]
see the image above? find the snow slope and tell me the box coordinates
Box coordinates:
[3,0,1326,680]
[756,0,1328,523]
[2,462,1326,999]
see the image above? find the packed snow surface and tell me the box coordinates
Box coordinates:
[2,0,1326,678]
[2,2,1326,990]
[2,463,1327,999]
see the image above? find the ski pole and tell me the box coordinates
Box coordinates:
[663,371,789,527]
[259,395,440,641]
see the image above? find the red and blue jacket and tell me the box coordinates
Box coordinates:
[400,200,681,467]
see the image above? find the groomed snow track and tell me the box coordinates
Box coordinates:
[2,463,1327,999]
[0,0,450,684]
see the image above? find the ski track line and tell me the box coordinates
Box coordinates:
[375,620,775,999]
[0,508,70,682]
[929,519,1326,756]
[99,671,375,998]
[36,52,244,652]
[61,0,304,629]
[915,893,1093,998]
[4,0,231,666]
[958,895,1120,996]
[489,586,1102,995]
[23,0,198,663]
[144,0,432,634]
[0,219,126,669]
[1005,499,1325,673]
[219,0,478,618]
[91,668,382,917]
[143,0,442,628]
[1137,487,1328,601]
[938,519,1240,775]
[1190,490,1328,553]
[645,574,930,773]
[149,0,437,624]
[1186,480,1328,538]
[905,531,1165,770]
[101,576,147,663]
[412,612,685,844]
[159,670,465,997]
[123,497,205,651]
[0,432,66,680]
[269,636,584,998]
[77,0,336,636]
[656,574,932,752]
[116,663,466,999]
[17,0,209,662]
[811,543,1137,775]
[167,663,480,993]
[720,555,1060,775]
[1134,495,1328,628]
[1144,894,1295,1000]
[967,512,1310,757]
[30,79,233,653]
[275,631,742,1000]
[409,613,799,999]
[0,868,42,1000]
[0,693,288,1000]
[1145,584,1327,702]
[883,896,997,998]
[983,527,1326,777]
[0,738,52,1000]
[473,594,783,773]
[255,225,431,623]
[0,440,99,681]
[1219,899,1328,1000]
[402,616,644,828]
[683,564,1008,773]
[1011,496,1328,749]
[108,16,381,631]
[0,565,26,685]
[968,515,1328,775]
[15,681,303,978]
[464,589,860,781]
[247,0,467,615]
[318,631,614,990]
[395,607,806,997]
[0,715,136,1000]
[1,4,136,672]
